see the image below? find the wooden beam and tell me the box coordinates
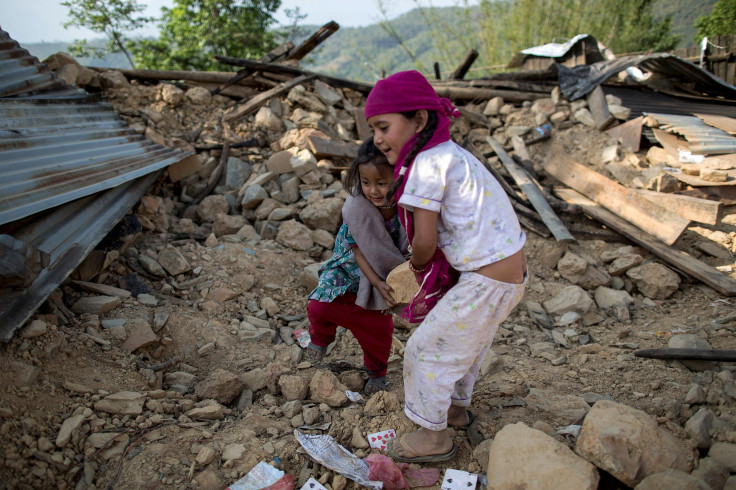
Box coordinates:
[306,135,360,159]
[450,49,479,80]
[635,189,723,226]
[554,188,736,296]
[487,136,575,242]
[211,41,295,95]
[109,68,250,84]
[605,116,643,152]
[224,74,315,123]
[214,55,373,94]
[287,21,339,61]
[545,149,690,245]
[433,62,441,80]
[432,85,547,103]
[354,107,371,141]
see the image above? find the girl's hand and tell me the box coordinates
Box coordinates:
[376,281,397,307]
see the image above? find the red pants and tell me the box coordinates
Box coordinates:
[307,293,394,377]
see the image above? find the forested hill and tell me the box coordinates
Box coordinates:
[21,0,717,82]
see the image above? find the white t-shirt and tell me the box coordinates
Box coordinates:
[398,140,526,271]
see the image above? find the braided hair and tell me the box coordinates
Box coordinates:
[387,110,439,201]
[342,137,392,196]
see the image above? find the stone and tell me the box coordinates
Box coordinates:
[56,414,85,447]
[386,261,418,304]
[186,403,230,420]
[71,295,121,315]
[197,195,230,223]
[268,207,297,221]
[241,184,269,210]
[483,96,504,116]
[685,384,706,405]
[709,442,736,472]
[594,286,633,310]
[487,422,599,490]
[261,297,280,316]
[159,83,184,105]
[94,391,145,415]
[601,145,620,163]
[276,220,314,251]
[575,400,692,487]
[314,80,342,106]
[300,262,322,291]
[608,104,631,120]
[626,263,680,300]
[241,368,268,392]
[309,370,348,407]
[222,443,246,462]
[543,286,595,316]
[121,318,158,353]
[195,446,216,465]
[138,255,167,277]
[237,224,260,242]
[691,456,729,490]
[279,176,301,204]
[86,432,129,460]
[254,106,282,132]
[213,214,246,237]
[157,246,191,276]
[299,197,344,233]
[186,86,211,104]
[279,375,309,401]
[557,252,587,278]
[685,408,716,450]
[634,469,711,490]
[524,388,590,425]
[165,371,197,389]
[225,157,253,190]
[608,254,643,276]
[20,320,48,338]
[138,293,157,306]
[574,108,596,127]
[99,70,129,89]
[194,369,243,404]
[282,400,302,418]
[266,150,297,174]
[291,149,318,177]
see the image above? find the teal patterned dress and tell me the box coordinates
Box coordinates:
[308,215,402,302]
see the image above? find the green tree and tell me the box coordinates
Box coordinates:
[132,0,281,71]
[696,0,736,38]
[62,0,153,68]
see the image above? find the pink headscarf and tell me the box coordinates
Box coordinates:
[365,70,460,322]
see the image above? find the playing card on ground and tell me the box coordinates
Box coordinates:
[366,429,396,450]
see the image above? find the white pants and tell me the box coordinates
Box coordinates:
[403,271,526,430]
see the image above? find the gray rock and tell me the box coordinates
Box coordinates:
[185,86,211,104]
[300,262,322,291]
[71,295,121,315]
[487,422,599,490]
[685,384,706,405]
[194,369,243,404]
[165,371,197,390]
[309,370,348,407]
[483,97,504,116]
[186,403,230,421]
[574,108,596,127]
[709,442,736,472]
[282,400,302,418]
[94,391,145,415]
[685,408,717,450]
[241,184,269,210]
[268,207,297,221]
[138,255,167,277]
[691,456,729,490]
[314,80,342,106]
[278,176,301,204]
[626,262,681,300]
[20,319,48,338]
[669,335,717,371]
[56,414,85,447]
[524,388,590,425]
[299,197,344,233]
[276,220,314,251]
[213,213,247,237]
[225,157,252,189]
[575,400,692,487]
[157,246,191,276]
[543,285,595,316]
[634,469,711,490]
[254,106,282,132]
[279,375,309,401]
[608,254,643,276]
[594,286,634,310]
[196,195,230,223]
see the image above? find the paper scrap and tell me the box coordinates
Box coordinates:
[227,461,284,490]
[294,430,383,489]
[346,390,365,404]
[441,469,477,490]
[367,429,396,451]
[293,329,311,348]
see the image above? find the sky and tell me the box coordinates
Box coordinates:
[0,0,465,44]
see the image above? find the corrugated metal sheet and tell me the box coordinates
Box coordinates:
[0,28,68,97]
[603,86,736,119]
[0,31,194,341]
[645,113,736,155]
[0,173,159,342]
[0,98,189,225]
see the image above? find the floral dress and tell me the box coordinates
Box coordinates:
[308,215,402,302]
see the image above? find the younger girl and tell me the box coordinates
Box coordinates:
[365,70,527,462]
[306,138,409,394]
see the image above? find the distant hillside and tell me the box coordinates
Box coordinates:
[20,2,718,81]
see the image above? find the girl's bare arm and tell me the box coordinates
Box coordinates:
[410,208,439,267]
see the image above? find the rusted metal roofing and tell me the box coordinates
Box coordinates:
[645,113,736,155]
[0,98,189,225]
[0,28,68,97]
[0,31,194,341]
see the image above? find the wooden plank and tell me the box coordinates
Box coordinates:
[586,86,614,130]
[545,149,690,245]
[605,116,643,152]
[487,136,575,242]
[306,136,359,159]
[354,107,371,141]
[694,114,736,135]
[554,188,736,297]
[168,154,203,183]
[224,74,315,123]
[652,128,689,160]
[433,86,546,103]
[73,280,132,298]
[635,189,723,225]
[450,49,479,80]
[287,21,339,61]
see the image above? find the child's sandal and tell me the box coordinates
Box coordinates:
[305,342,326,361]
[364,376,388,395]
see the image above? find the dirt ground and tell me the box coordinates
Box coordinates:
[2,202,736,489]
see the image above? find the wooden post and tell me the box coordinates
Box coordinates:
[224,74,315,123]
[287,21,339,61]
[486,136,575,242]
[450,49,479,80]
[434,62,441,80]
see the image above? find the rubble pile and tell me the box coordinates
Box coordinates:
[1,52,735,490]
